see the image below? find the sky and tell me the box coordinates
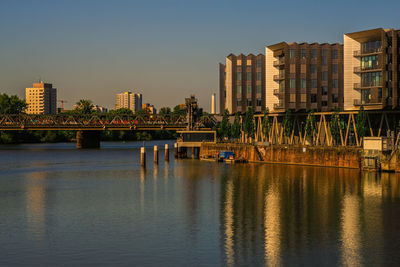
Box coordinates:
[1,0,400,112]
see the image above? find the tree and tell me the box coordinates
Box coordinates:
[231,112,241,140]
[356,105,367,139]
[283,109,292,137]
[135,109,151,116]
[75,99,94,114]
[305,110,316,144]
[262,108,270,141]
[172,105,186,116]
[219,109,231,138]
[243,107,255,140]
[159,107,171,115]
[0,93,27,114]
[109,108,133,115]
[330,107,342,145]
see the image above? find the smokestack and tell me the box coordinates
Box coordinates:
[211,93,216,114]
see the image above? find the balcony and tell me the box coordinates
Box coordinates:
[273,89,284,96]
[354,81,383,89]
[273,74,285,81]
[353,65,381,73]
[273,59,285,67]
[353,47,382,57]
[274,102,284,109]
[354,98,383,106]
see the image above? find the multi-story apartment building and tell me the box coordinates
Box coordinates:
[344,28,399,110]
[266,42,343,113]
[115,92,142,113]
[25,82,57,114]
[219,54,266,114]
[142,103,157,114]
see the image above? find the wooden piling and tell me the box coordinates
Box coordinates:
[154,145,158,165]
[174,143,178,158]
[165,144,169,162]
[141,147,146,167]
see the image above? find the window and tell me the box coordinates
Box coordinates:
[361,72,382,87]
[310,64,316,73]
[332,49,338,59]
[289,49,296,59]
[237,99,242,106]
[256,60,262,68]
[247,99,252,106]
[322,71,328,81]
[332,94,338,103]
[361,55,379,70]
[290,79,296,89]
[378,88,382,99]
[256,72,262,81]
[311,79,317,88]
[332,79,338,88]
[311,49,317,59]
[300,49,306,59]
[247,85,252,94]
[333,64,338,74]
[311,94,317,103]
[237,72,242,80]
[237,67,242,72]
[247,72,252,80]
[256,85,262,94]
[301,79,306,88]
[237,85,242,94]
[256,99,262,106]
[321,86,328,95]
[322,101,328,106]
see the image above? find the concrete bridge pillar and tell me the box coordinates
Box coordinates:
[76,130,101,149]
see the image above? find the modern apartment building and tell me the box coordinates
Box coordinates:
[115,92,142,113]
[25,82,57,114]
[219,54,266,114]
[344,28,399,110]
[266,42,343,113]
[142,103,157,114]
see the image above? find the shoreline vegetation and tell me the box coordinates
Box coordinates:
[0,94,181,144]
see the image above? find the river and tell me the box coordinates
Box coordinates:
[0,141,400,266]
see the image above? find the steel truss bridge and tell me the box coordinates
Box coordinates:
[0,114,216,131]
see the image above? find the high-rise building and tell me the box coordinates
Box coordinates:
[344,28,399,110]
[25,82,57,114]
[211,93,216,114]
[115,92,142,113]
[219,54,266,114]
[266,42,343,113]
[142,103,157,114]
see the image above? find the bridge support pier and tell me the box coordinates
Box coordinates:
[76,130,101,149]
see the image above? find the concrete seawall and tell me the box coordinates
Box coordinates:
[200,143,362,169]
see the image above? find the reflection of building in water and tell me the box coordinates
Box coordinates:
[340,193,362,267]
[25,172,47,240]
[224,179,235,266]
[264,186,281,267]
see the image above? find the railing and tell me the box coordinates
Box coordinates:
[354,98,382,105]
[273,59,285,67]
[353,47,382,56]
[353,65,381,72]
[354,81,383,89]
[273,89,284,95]
[273,74,285,80]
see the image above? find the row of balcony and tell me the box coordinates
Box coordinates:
[273,74,285,81]
[273,59,285,67]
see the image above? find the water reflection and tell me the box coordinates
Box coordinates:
[220,165,400,266]
[25,172,47,241]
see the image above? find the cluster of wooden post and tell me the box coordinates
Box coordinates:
[141,144,171,168]
[141,143,199,167]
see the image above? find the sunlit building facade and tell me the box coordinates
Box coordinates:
[115,92,142,113]
[25,82,57,114]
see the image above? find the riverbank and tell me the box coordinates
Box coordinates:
[200,143,362,169]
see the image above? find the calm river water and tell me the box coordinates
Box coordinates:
[1,141,400,266]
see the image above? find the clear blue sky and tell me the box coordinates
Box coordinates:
[1,0,399,111]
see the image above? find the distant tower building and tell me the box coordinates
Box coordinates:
[115,92,142,113]
[211,93,216,114]
[25,81,57,114]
